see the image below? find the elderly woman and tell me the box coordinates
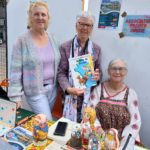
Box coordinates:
[57,11,102,123]
[8,1,60,120]
[88,59,141,149]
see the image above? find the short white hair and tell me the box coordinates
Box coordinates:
[108,58,128,69]
[76,11,95,24]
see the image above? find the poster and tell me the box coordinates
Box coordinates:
[98,0,122,29]
[122,15,150,37]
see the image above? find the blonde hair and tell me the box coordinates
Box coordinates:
[83,107,96,125]
[27,1,50,30]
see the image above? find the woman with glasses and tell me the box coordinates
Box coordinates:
[57,11,102,123]
[88,59,141,149]
[8,1,60,120]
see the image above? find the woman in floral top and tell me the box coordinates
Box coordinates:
[88,59,141,150]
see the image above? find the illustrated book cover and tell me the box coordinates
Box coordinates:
[4,126,33,149]
[0,98,16,136]
[69,54,96,89]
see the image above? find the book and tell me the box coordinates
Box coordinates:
[7,141,25,150]
[4,126,33,149]
[0,98,16,136]
[69,54,96,89]
[16,108,35,126]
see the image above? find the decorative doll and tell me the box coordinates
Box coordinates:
[33,114,48,146]
[69,124,82,149]
[104,128,119,150]
[88,133,99,150]
[81,107,96,146]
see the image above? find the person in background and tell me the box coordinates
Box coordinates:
[57,11,102,123]
[8,1,60,120]
[88,59,141,149]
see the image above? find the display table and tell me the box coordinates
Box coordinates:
[17,116,148,150]
[13,109,149,150]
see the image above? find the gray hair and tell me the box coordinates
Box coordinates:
[76,11,95,24]
[108,58,128,69]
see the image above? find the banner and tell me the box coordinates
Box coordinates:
[122,15,150,37]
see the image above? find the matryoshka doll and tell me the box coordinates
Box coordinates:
[33,114,48,146]
[81,107,96,147]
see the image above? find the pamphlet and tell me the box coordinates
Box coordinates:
[4,126,33,149]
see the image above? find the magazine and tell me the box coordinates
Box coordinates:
[69,54,96,89]
[7,141,25,150]
[4,126,33,149]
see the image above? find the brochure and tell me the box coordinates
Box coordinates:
[4,126,33,149]
[69,54,96,89]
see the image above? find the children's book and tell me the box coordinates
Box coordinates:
[0,98,16,136]
[4,126,33,149]
[16,108,35,126]
[69,54,96,89]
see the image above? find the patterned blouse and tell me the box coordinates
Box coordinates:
[88,82,141,149]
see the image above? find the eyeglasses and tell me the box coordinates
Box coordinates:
[78,22,93,29]
[109,67,127,73]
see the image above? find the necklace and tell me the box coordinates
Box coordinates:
[105,81,126,95]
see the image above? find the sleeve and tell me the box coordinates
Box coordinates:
[8,38,24,102]
[119,88,141,149]
[88,84,101,109]
[93,43,103,83]
[88,84,103,128]
[57,44,71,92]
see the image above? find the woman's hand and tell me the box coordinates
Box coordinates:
[16,101,22,109]
[66,87,84,96]
[92,69,101,81]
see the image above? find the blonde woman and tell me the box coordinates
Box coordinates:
[8,1,60,120]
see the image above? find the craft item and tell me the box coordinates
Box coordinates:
[33,114,48,146]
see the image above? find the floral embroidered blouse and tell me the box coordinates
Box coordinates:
[88,82,141,149]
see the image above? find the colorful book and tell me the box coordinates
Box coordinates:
[69,54,96,89]
[16,108,35,126]
[5,126,33,149]
[0,98,16,136]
